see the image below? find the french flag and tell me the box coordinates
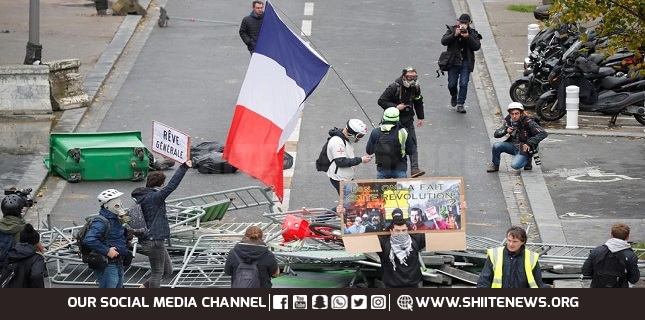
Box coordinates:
[223,1,330,202]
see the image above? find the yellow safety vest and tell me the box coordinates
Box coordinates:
[487,246,539,288]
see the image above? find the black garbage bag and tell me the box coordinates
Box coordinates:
[191,141,225,158]
[283,152,294,170]
[193,151,238,174]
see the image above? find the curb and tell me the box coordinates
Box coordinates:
[18,0,153,202]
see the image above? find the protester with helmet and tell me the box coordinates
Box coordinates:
[365,107,416,179]
[326,119,372,195]
[377,67,426,178]
[0,195,27,247]
[487,102,548,172]
[83,189,131,288]
[131,160,192,288]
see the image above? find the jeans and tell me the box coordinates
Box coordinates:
[491,141,530,170]
[140,239,173,288]
[377,166,408,179]
[401,122,419,170]
[92,263,124,288]
[447,62,471,105]
[330,178,340,195]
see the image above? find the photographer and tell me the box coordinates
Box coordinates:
[0,189,43,262]
[377,67,427,178]
[487,102,548,173]
[440,13,482,114]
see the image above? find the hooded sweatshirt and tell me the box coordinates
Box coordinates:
[581,237,641,288]
[326,127,362,181]
[0,215,26,244]
[131,163,189,240]
[223,241,278,288]
[4,243,46,288]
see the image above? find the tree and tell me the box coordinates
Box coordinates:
[548,0,644,73]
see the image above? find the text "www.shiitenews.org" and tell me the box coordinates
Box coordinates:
[413,296,579,308]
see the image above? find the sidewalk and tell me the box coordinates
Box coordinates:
[0,0,152,192]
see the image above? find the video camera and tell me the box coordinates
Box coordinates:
[4,188,35,208]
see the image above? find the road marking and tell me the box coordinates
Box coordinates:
[301,20,312,36]
[567,169,641,182]
[559,212,595,219]
[304,2,314,15]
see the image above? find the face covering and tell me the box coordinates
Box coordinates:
[104,198,126,216]
[388,232,412,271]
[402,79,419,88]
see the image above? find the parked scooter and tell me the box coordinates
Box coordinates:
[535,41,645,126]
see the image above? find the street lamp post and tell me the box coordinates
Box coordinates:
[24,0,42,65]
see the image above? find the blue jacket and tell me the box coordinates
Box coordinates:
[82,208,129,258]
[131,163,189,240]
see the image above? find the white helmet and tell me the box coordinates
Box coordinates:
[97,189,124,205]
[346,119,368,136]
[507,102,525,112]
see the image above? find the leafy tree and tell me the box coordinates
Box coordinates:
[548,0,644,73]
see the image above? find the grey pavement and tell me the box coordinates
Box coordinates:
[1,0,643,246]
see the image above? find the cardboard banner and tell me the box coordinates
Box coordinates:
[151,121,190,163]
[340,178,466,253]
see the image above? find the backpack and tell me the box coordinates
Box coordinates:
[593,245,628,288]
[75,215,110,263]
[0,254,38,288]
[374,125,406,168]
[125,203,148,238]
[315,136,346,172]
[0,231,15,264]
[230,251,261,288]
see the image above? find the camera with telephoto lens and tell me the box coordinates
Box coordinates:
[4,188,35,208]
[530,148,541,166]
[460,27,467,34]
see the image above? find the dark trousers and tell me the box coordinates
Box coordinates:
[140,239,173,288]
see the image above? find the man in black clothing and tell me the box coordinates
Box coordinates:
[377,67,426,178]
[239,1,265,54]
[440,13,482,114]
[377,212,425,288]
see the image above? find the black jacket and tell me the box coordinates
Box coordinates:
[476,246,550,288]
[377,233,425,288]
[581,239,640,288]
[494,114,548,154]
[440,25,482,73]
[3,243,46,288]
[377,77,425,127]
[224,242,279,288]
[131,163,190,240]
[239,12,263,52]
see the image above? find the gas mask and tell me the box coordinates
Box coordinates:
[103,198,126,217]
[402,77,419,88]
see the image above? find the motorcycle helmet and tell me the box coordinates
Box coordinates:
[507,102,525,112]
[346,119,368,143]
[1,194,25,217]
[382,107,400,122]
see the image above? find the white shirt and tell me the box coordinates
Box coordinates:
[326,135,356,181]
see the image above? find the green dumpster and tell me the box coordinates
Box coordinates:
[44,131,150,182]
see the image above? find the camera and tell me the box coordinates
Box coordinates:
[533,150,542,165]
[4,188,35,208]
[460,27,467,34]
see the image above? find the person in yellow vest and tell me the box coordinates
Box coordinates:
[476,226,551,288]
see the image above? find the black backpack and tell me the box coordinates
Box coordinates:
[374,126,405,168]
[230,251,261,288]
[315,136,345,172]
[0,253,39,288]
[593,245,628,288]
[75,215,110,263]
[0,231,15,264]
[125,203,148,238]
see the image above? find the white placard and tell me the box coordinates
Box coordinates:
[151,121,190,163]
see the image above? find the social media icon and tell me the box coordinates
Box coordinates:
[293,295,307,309]
[273,295,289,309]
[331,295,348,309]
[312,295,328,309]
[370,295,386,310]
[351,295,367,309]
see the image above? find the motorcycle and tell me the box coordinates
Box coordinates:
[535,40,645,126]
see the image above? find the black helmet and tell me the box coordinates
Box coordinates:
[1,194,25,217]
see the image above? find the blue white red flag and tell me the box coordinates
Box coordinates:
[223,1,330,202]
